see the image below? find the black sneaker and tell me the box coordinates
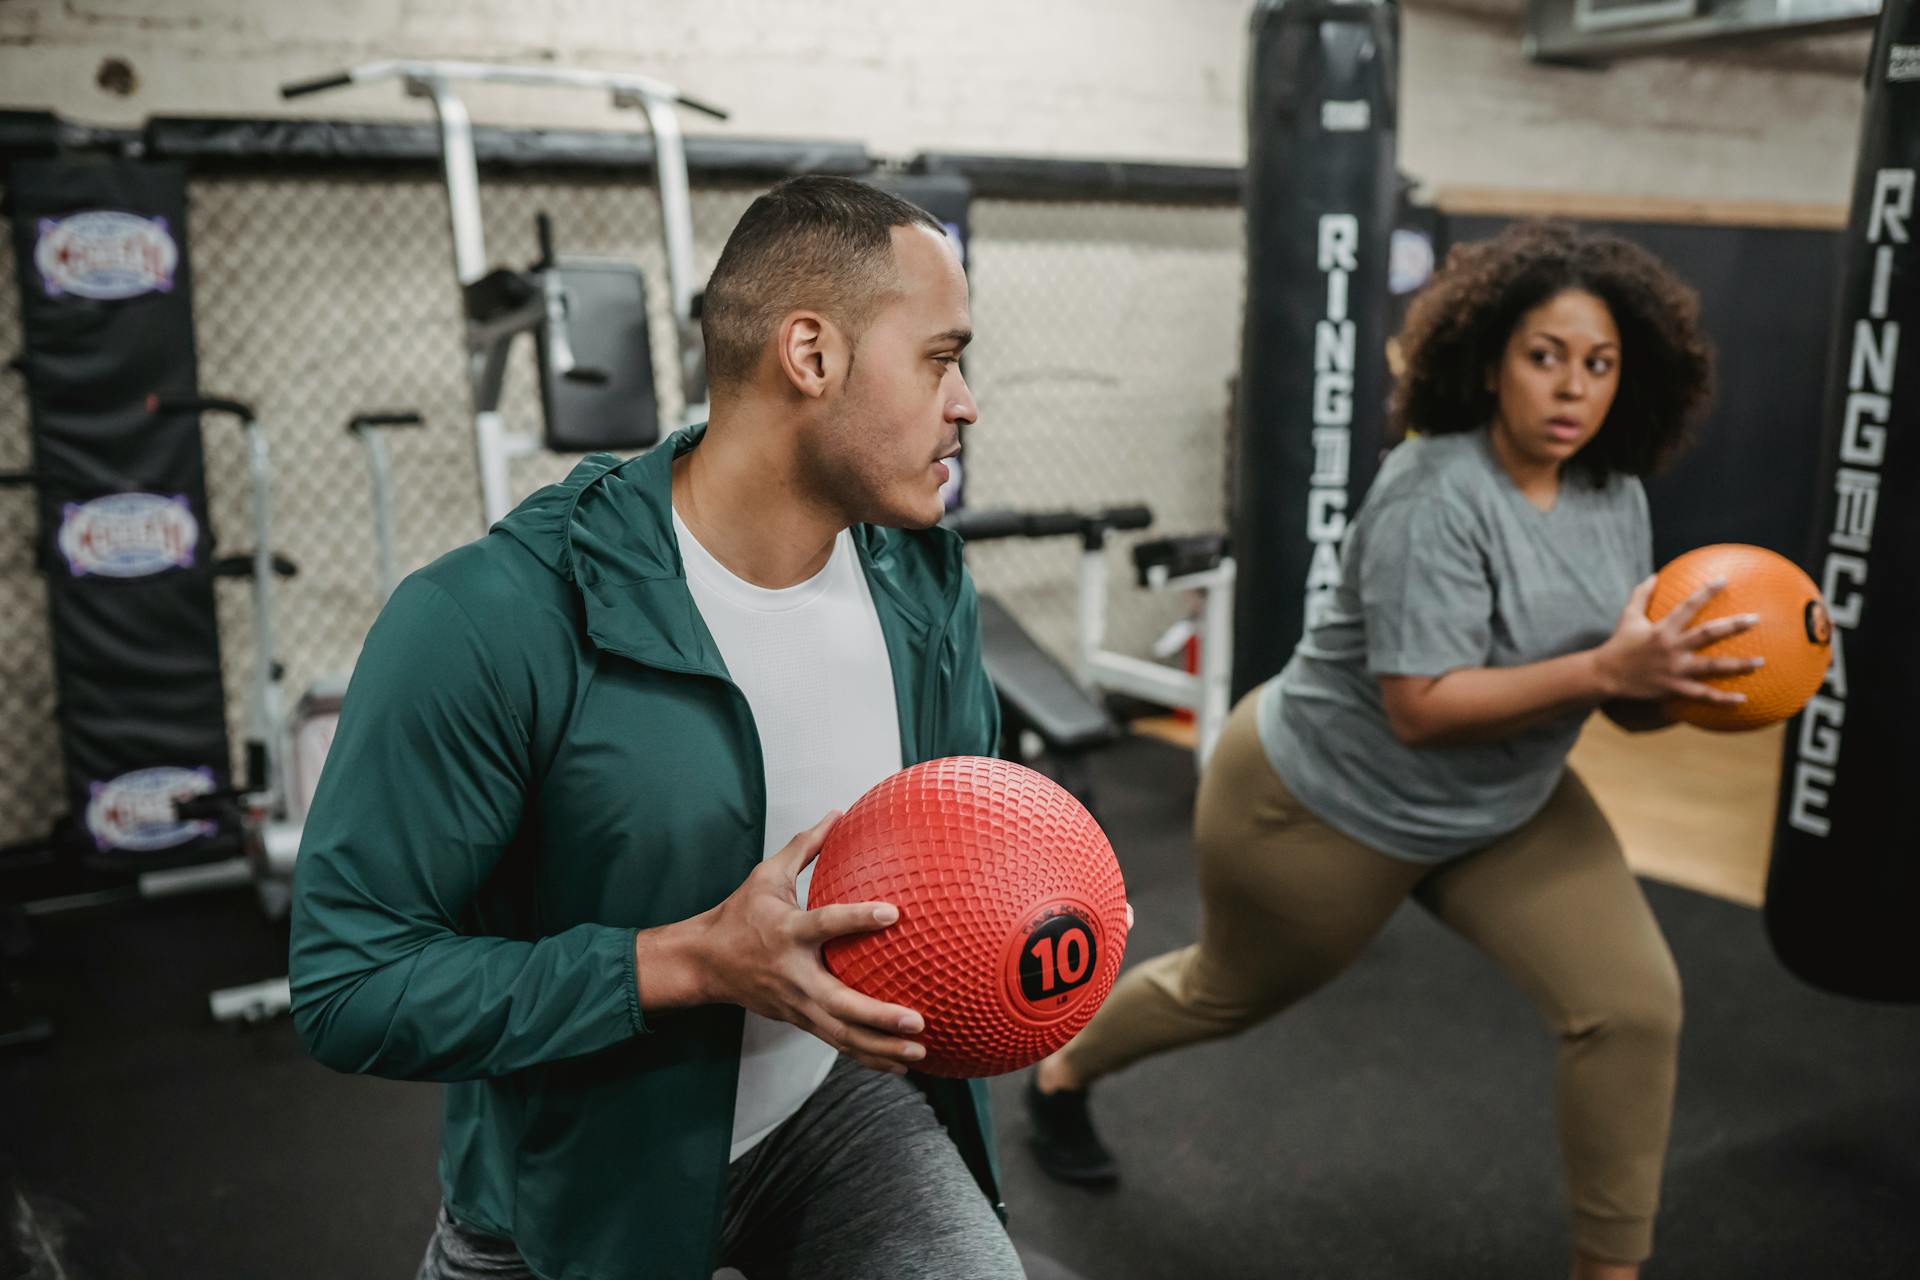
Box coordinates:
[1025,1074,1118,1187]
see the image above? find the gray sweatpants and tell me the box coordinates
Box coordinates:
[416,1054,1024,1280]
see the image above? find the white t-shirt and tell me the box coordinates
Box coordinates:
[671,509,905,1161]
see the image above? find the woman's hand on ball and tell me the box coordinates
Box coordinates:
[696,810,928,1075]
[1594,575,1765,705]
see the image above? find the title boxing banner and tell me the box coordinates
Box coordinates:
[1766,0,1919,1002]
[8,159,235,868]
[1231,0,1399,698]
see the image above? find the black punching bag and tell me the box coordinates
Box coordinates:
[1232,0,1399,700]
[1766,0,1920,1002]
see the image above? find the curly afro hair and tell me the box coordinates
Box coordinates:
[1389,220,1714,484]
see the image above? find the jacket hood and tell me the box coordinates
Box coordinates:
[492,425,970,672]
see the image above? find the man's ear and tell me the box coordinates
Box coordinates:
[776,311,843,399]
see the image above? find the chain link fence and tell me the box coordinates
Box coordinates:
[0,170,1242,847]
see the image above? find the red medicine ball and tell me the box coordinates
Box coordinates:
[809,756,1130,1078]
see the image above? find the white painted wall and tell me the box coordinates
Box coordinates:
[1400,7,1864,206]
[0,0,1867,203]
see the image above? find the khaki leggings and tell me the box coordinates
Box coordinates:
[1061,693,1683,1265]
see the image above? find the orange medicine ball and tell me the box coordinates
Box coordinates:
[1647,543,1833,732]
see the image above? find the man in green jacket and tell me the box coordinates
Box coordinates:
[289,177,1022,1280]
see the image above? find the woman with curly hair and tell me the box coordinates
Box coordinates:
[1026,221,1747,1278]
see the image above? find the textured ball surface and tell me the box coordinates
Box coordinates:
[1649,543,1832,732]
[810,757,1129,1078]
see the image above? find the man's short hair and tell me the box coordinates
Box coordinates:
[701,175,947,390]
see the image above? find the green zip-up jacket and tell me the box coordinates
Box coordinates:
[288,425,1004,1280]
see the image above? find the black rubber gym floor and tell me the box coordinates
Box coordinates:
[5,735,1917,1279]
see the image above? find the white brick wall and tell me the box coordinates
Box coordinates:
[0,0,1865,203]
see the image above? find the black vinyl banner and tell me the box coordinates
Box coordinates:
[9,159,232,867]
[1231,0,1399,699]
[1766,0,1920,1002]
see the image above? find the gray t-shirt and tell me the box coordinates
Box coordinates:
[1256,428,1651,861]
